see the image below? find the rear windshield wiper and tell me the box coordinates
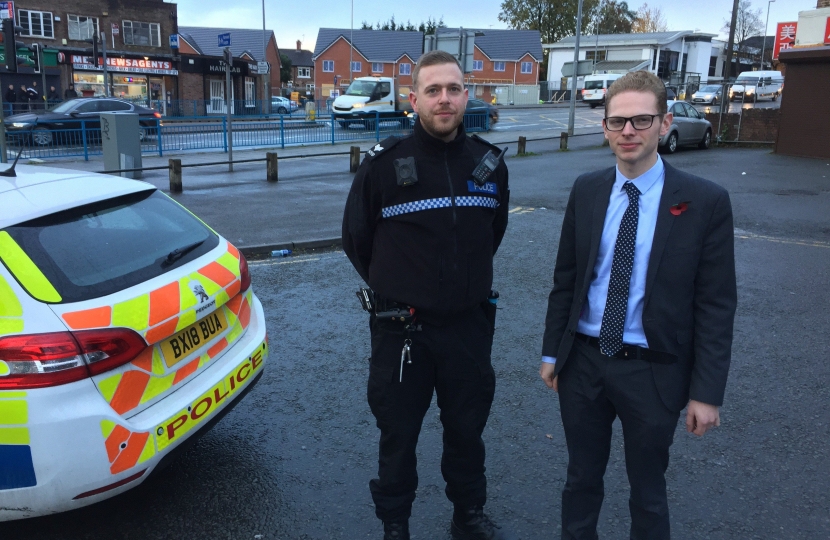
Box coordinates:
[161,239,205,267]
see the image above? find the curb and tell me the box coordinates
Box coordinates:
[239,237,342,259]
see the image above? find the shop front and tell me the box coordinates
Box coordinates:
[70,54,178,114]
[181,56,261,115]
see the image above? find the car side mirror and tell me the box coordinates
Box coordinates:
[69,111,79,117]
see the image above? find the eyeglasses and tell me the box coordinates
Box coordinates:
[604,115,662,131]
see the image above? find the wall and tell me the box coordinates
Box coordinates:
[775,48,830,159]
[607,48,643,61]
[703,108,780,142]
[794,7,830,46]
[685,41,712,82]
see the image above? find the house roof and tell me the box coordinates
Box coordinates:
[178,26,276,61]
[437,28,543,62]
[312,28,423,62]
[593,59,650,72]
[283,49,313,67]
[740,36,775,50]
[546,31,717,49]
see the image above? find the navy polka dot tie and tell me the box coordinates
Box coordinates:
[599,182,641,356]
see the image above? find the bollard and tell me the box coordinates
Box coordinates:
[350,146,361,172]
[169,158,182,193]
[267,152,279,183]
[560,132,569,150]
[517,136,527,155]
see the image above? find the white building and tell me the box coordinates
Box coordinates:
[544,31,724,90]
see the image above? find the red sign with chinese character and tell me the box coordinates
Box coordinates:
[824,17,830,46]
[773,22,797,59]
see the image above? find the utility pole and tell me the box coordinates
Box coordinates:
[568,0,584,136]
[224,47,233,172]
[100,32,109,97]
[262,0,268,112]
[725,0,740,80]
[760,0,776,70]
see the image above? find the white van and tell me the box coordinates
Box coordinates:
[730,70,784,102]
[581,74,623,108]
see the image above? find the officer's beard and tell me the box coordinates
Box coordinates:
[419,109,463,142]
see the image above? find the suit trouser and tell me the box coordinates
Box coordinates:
[558,340,680,540]
[367,303,497,523]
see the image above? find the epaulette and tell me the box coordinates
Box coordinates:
[470,134,502,153]
[366,136,402,160]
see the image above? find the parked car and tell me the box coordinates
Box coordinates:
[406,98,499,131]
[664,86,678,100]
[691,85,724,105]
[4,98,161,146]
[729,70,784,102]
[659,100,713,154]
[0,164,267,520]
[581,74,623,108]
[271,96,298,114]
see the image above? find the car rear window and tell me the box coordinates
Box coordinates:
[584,80,604,90]
[2,190,219,303]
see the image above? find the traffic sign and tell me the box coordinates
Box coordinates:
[0,2,14,20]
[218,32,231,47]
[111,22,119,35]
[257,61,269,74]
[169,34,179,48]
[824,17,830,46]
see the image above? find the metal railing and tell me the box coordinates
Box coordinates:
[3,111,492,161]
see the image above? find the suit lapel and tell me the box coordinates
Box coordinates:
[644,161,682,307]
[583,168,616,292]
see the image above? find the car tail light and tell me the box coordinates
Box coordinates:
[239,252,251,292]
[0,329,147,389]
[602,89,607,94]
[153,112,161,119]
[581,89,587,95]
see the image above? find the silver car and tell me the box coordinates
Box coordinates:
[659,101,712,154]
[691,85,723,105]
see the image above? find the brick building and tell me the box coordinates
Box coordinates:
[438,28,543,104]
[281,40,313,101]
[177,26,280,115]
[1,0,179,107]
[312,28,422,102]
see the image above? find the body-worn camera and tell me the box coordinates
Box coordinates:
[394,157,418,187]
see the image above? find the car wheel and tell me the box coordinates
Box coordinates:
[363,119,376,130]
[772,93,778,102]
[589,103,598,109]
[489,114,497,127]
[138,127,148,142]
[31,126,53,146]
[713,97,719,105]
[338,120,349,128]
[662,132,678,154]
[278,106,288,114]
[698,129,712,150]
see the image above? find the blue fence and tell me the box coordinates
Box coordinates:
[3,111,490,161]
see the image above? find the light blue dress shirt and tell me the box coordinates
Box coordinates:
[543,157,665,365]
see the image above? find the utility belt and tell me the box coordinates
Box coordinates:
[356,288,415,322]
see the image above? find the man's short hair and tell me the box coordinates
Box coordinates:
[605,71,668,116]
[412,50,462,90]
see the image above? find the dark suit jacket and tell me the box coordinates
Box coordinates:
[542,161,737,412]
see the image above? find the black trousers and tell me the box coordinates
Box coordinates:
[367,303,497,523]
[558,340,680,540]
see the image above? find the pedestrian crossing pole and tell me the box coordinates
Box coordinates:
[568,0,584,137]
[224,47,234,172]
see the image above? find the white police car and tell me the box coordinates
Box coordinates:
[0,162,267,520]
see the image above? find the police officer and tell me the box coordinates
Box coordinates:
[342,50,512,540]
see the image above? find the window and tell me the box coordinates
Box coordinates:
[297,67,311,78]
[123,20,161,47]
[493,61,505,72]
[585,50,607,62]
[68,15,99,41]
[244,77,255,106]
[473,60,483,71]
[399,63,411,76]
[351,61,361,72]
[18,10,54,38]
[306,83,315,91]
[372,62,383,73]
[521,62,532,74]
[322,60,334,72]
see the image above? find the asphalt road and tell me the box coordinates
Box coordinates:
[3,145,828,540]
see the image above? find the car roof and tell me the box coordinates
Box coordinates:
[0,164,155,229]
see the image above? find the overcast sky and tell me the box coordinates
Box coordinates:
[175,0,817,52]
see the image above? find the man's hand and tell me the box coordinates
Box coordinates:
[539,363,558,392]
[686,400,720,436]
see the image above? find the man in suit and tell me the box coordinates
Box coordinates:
[539,70,737,539]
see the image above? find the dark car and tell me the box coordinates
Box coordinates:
[407,98,499,132]
[4,97,162,146]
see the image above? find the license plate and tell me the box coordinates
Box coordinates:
[160,309,229,368]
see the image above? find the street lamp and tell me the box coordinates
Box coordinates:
[759,0,775,70]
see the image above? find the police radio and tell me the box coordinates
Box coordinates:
[471,147,507,186]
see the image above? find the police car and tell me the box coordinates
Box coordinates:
[0,163,268,520]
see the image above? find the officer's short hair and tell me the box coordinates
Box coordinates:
[606,71,668,116]
[412,50,462,91]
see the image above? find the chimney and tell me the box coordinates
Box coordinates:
[296,40,301,51]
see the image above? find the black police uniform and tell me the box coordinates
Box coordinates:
[342,118,509,523]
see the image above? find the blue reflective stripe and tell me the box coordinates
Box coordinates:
[382,196,498,218]
[0,445,37,490]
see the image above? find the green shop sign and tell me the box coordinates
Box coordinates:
[0,45,59,69]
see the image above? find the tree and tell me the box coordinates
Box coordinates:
[498,0,599,46]
[280,54,292,85]
[632,3,668,33]
[589,0,637,34]
[722,0,763,64]
[360,16,443,33]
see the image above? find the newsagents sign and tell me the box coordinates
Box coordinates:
[71,55,178,75]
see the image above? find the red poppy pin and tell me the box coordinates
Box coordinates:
[670,201,691,216]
